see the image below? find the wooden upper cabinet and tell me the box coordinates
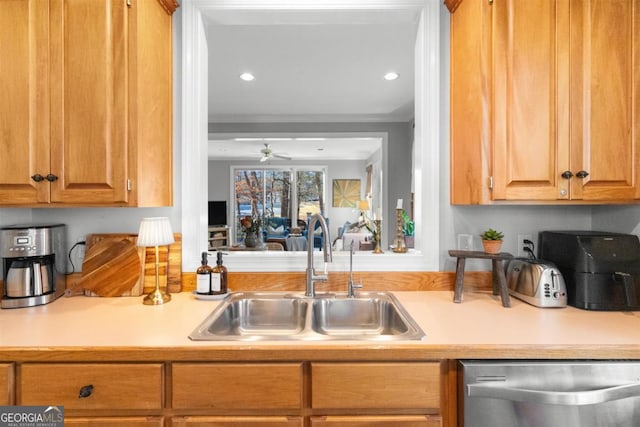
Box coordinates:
[0,0,175,207]
[491,0,569,201]
[450,0,639,204]
[0,0,50,204]
[49,0,129,204]
[569,0,640,201]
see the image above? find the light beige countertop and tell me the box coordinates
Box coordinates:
[2,291,640,360]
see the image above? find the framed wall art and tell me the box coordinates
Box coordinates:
[332,179,360,208]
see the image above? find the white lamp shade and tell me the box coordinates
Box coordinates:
[137,217,175,247]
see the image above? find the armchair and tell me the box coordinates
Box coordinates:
[263,217,290,241]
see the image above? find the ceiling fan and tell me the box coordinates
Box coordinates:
[259,143,292,162]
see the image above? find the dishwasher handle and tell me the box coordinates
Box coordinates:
[467,382,640,406]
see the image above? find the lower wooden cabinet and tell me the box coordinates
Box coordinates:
[172,363,303,410]
[171,416,303,426]
[63,417,164,426]
[9,360,450,426]
[311,362,441,410]
[310,415,442,427]
[0,363,14,405]
[170,362,444,426]
[19,363,163,410]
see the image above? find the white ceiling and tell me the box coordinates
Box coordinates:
[207,136,382,161]
[202,9,418,160]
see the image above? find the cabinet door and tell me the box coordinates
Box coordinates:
[0,363,14,405]
[310,416,442,427]
[171,416,303,427]
[492,0,570,201]
[0,0,50,204]
[569,0,640,200]
[49,0,129,204]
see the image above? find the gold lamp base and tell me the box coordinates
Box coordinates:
[143,244,171,305]
[143,288,171,305]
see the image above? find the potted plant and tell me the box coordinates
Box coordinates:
[239,215,262,248]
[401,210,415,248]
[480,228,504,254]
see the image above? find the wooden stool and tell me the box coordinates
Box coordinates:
[448,250,514,307]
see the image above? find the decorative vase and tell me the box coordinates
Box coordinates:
[482,240,503,254]
[404,235,415,249]
[244,231,258,248]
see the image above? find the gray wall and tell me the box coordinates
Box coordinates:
[2,5,639,273]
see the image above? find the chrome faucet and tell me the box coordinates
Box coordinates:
[347,241,362,298]
[305,214,332,297]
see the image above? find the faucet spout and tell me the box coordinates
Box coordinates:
[305,214,332,297]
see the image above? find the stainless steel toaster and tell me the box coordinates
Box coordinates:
[505,258,567,308]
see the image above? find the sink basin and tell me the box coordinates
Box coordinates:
[311,297,411,337]
[206,297,307,337]
[189,291,425,341]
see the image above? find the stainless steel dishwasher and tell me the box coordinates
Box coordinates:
[460,360,640,427]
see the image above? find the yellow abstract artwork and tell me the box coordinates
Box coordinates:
[332,179,360,208]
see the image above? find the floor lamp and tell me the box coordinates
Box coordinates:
[137,217,174,305]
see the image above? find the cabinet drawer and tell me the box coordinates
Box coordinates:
[172,363,303,410]
[19,363,163,410]
[171,416,303,426]
[311,362,441,410]
[310,415,442,427]
[0,363,14,405]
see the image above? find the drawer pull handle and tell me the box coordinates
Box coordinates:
[79,384,94,398]
[31,174,45,182]
[45,174,58,182]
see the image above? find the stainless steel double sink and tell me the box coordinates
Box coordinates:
[189,291,425,341]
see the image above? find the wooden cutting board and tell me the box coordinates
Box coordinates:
[79,233,182,296]
[76,239,142,297]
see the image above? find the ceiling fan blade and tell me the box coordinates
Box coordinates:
[274,153,292,160]
[260,155,269,162]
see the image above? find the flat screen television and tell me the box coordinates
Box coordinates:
[208,201,227,226]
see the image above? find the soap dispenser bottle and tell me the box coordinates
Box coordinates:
[210,252,228,295]
[196,252,213,295]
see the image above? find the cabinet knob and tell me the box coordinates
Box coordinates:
[576,170,589,179]
[31,174,45,182]
[45,174,58,182]
[561,170,574,179]
[78,384,94,398]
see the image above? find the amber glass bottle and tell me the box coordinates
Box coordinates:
[210,252,228,295]
[196,252,213,294]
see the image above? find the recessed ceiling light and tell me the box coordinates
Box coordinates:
[239,72,255,82]
[383,72,399,81]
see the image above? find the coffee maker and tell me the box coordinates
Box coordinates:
[0,224,66,309]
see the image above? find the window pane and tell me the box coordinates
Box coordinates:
[296,170,325,222]
[264,169,291,218]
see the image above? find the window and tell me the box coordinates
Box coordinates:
[231,166,326,243]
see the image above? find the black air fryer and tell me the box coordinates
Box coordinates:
[539,231,640,311]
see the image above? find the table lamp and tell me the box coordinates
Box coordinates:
[137,217,175,305]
